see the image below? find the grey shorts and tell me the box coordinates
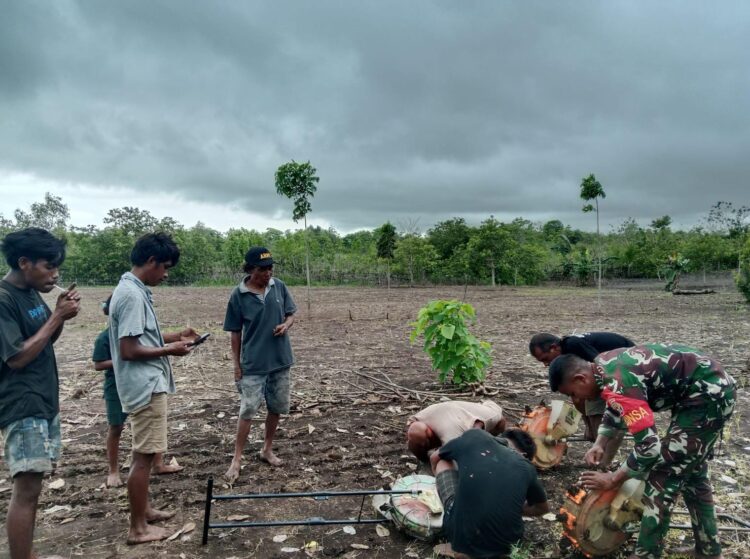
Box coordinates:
[1,415,61,478]
[239,368,291,419]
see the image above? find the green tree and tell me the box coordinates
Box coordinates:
[275,160,320,313]
[427,218,472,262]
[466,217,511,286]
[580,174,606,298]
[13,192,70,233]
[375,222,397,289]
[103,207,159,237]
[393,234,438,286]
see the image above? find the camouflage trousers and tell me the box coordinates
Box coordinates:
[634,383,736,559]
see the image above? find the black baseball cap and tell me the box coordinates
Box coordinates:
[244,247,274,267]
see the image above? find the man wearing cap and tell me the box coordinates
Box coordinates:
[224,247,297,483]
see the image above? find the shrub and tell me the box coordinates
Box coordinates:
[410,300,492,386]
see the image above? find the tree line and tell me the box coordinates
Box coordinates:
[1,192,748,288]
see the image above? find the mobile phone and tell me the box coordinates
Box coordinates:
[189,333,211,347]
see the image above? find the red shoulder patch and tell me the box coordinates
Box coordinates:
[601,388,655,434]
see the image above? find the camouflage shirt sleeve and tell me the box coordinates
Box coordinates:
[595,352,661,478]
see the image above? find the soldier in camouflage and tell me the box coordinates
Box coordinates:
[548,344,736,559]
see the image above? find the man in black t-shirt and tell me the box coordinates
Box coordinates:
[529,331,635,443]
[0,228,80,559]
[434,429,549,558]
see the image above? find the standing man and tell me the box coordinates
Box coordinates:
[549,345,736,559]
[530,331,635,442]
[0,228,80,559]
[433,428,549,558]
[224,247,296,483]
[109,232,200,545]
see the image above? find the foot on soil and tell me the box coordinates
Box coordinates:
[106,473,123,488]
[127,524,170,545]
[225,461,241,483]
[259,449,283,466]
[146,508,176,523]
[153,462,184,475]
[433,543,473,559]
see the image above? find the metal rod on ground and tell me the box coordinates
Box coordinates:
[202,482,423,544]
[202,476,214,546]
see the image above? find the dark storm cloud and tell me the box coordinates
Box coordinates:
[1,1,748,231]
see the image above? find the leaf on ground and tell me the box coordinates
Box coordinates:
[273,534,288,543]
[48,479,65,490]
[350,543,369,549]
[60,517,76,525]
[375,524,390,537]
[542,513,557,521]
[280,547,300,553]
[308,424,316,434]
[343,525,356,535]
[336,428,349,433]
[227,514,250,521]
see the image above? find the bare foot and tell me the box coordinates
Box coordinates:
[259,449,283,466]
[153,462,184,475]
[145,507,176,523]
[106,473,123,488]
[127,524,170,545]
[225,461,241,484]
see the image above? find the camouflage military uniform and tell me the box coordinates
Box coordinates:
[595,344,736,559]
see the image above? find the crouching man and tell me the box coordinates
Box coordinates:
[549,345,735,559]
[433,429,549,558]
[406,400,506,464]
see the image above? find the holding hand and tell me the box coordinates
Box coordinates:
[54,289,81,321]
[165,340,193,357]
[273,323,290,337]
[585,444,605,467]
[179,327,200,343]
[579,470,620,492]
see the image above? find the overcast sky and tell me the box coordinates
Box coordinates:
[1,1,748,234]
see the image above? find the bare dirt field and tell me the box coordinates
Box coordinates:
[1,284,749,559]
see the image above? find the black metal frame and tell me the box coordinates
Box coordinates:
[201,476,422,544]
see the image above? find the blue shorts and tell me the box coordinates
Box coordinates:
[239,368,291,419]
[1,415,61,478]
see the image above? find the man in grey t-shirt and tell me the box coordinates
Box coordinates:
[109,233,201,545]
[224,247,296,484]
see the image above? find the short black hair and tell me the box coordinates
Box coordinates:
[130,232,180,267]
[502,429,536,461]
[548,354,589,392]
[1,228,67,270]
[529,333,561,355]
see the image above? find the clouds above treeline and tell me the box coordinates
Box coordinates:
[1,1,748,233]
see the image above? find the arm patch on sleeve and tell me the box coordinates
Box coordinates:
[601,388,655,434]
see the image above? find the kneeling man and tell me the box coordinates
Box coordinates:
[434,428,549,558]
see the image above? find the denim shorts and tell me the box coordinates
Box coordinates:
[239,368,291,419]
[1,415,61,478]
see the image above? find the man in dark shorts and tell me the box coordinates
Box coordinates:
[224,247,297,483]
[433,429,549,558]
[92,295,182,488]
[549,345,735,559]
[0,228,80,559]
[530,331,634,443]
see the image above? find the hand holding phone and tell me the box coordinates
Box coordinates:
[189,332,211,347]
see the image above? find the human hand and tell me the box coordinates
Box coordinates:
[584,444,605,467]
[273,323,289,337]
[54,290,81,320]
[165,340,193,357]
[579,470,619,492]
[234,366,242,382]
[180,327,199,343]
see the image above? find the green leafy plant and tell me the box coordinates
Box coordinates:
[410,300,492,386]
[662,253,689,292]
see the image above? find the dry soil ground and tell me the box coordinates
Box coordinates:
[1,285,749,559]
